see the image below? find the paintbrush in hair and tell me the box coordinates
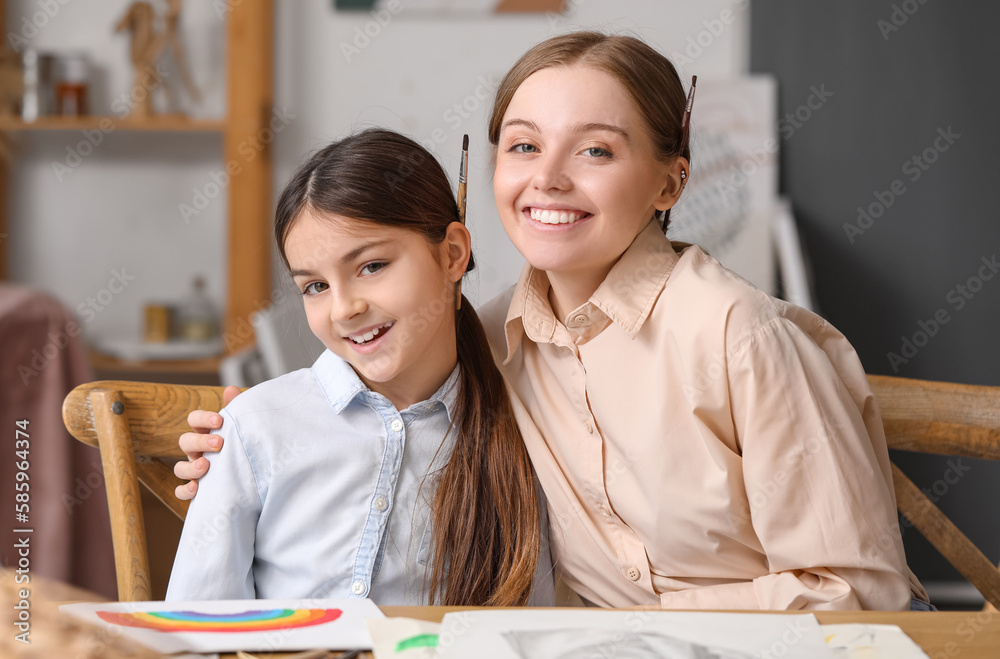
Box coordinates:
[455,133,469,310]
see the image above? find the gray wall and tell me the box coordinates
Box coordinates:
[750,2,1000,594]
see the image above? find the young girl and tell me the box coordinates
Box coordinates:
[177,32,927,611]
[166,129,550,607]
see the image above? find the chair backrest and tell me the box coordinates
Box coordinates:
[869,374,1000,610]
[62,380,229,601]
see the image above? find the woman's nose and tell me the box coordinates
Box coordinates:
[531,153,572,191]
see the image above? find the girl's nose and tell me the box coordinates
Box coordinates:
[329,289,367,323]
[531,153,572,191]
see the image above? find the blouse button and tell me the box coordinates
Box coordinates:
[573,314,588,325]
[598,504,610,517]
[584,420,594,434]
[390,419,404,432]
[352,580,366,595]
[373,495,389,512]
[625,566,641,581]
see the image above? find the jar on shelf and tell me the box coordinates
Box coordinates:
[54,53,89,116]
[176,277,218,342]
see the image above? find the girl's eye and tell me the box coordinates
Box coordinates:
[510,143,538,154]
[360,261,387,276]
[302,281,328,296]
[584,147,612,158]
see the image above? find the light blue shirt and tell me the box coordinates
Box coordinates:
[166,350,554,605]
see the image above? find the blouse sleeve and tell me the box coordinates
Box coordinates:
[165,409,262,601]
[713,316,911,610]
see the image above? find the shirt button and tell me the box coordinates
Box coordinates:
[598,504,610,517]
[584,420,594,434]
[390,419,404,432]
[352,580,366,595]
[573,314,588,325]
[625,566,641,581]
[373,495,389,512]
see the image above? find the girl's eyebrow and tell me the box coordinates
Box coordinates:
[500,118,629,142]
[288,239,391,277]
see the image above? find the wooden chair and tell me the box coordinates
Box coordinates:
[870,374,1000,610]
[62,381,229,601]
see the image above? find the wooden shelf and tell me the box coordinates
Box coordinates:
[0,114,226,133]
[89,349,223,375]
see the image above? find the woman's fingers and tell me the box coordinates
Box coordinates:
[223,385,242,407]
[174,455,209,479]
[187,409,224,434]
[174,480,198,501]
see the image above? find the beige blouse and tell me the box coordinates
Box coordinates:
[480,219,926,610]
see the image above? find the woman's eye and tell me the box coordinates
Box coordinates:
[584,147,611,158]
[510,143,537,154]
[360,261,387,276]
[302,281,328,296]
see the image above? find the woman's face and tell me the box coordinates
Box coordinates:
[493,64,682,284]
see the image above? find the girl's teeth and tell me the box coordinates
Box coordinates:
[530,208,585,224]
[350,322,393,344]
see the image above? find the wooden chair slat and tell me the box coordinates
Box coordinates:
[869,375,1000,458]
[89,389,153,602]
[891,463,1000,609]
[63,380,229,457]
[136,459,190,520]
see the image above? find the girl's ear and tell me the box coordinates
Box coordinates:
[442,222,473,283]
[653,156,689,213]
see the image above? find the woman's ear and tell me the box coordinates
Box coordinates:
[653,156,689,213]
[442,222,473,283]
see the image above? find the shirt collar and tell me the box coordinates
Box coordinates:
[312,349,461,420]
[501,219,679,362]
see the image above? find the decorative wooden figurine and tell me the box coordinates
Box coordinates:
[115,0,199,119]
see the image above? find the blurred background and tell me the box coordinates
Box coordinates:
[0,0,996,606]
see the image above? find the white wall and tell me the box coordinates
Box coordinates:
[277,0,750,305]
[7,0,749,341]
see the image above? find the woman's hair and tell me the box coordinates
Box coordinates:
[274,128,540,606]
[488,31,690,230]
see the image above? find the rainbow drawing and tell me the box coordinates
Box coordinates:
[96,607,342,633]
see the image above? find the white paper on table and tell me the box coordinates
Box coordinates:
[59,598,384,654]
[822,624,930,658]
[367,617,442,659]
[434,610,834,659]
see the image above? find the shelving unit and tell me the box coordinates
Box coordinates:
[0,0,274,371]
[0,115,226,132]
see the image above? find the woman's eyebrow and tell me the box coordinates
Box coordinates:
[573,122,630,142]
[500,118,629,142]
[500,118,539,134]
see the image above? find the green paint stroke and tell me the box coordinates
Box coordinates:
[395,633,439,652]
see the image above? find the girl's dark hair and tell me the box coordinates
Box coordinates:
[488,31,690,231]
[274,129,540,606]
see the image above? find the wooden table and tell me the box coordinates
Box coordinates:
[381,607,999,658]
[27,576,1000,659]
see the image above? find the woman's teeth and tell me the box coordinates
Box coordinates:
[349,321,394,344]
[529,208,586,224]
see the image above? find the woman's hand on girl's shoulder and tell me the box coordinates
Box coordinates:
[173,385,242,500]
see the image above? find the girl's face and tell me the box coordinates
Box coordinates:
[285,210,468,409]
[494,64,683,285]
